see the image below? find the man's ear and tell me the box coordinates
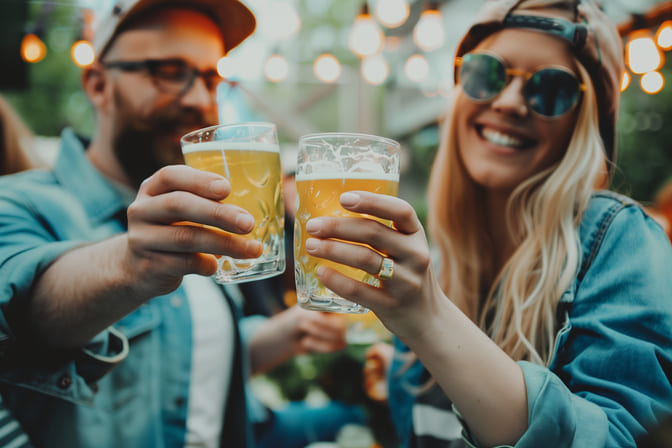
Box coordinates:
[81,63,113,113]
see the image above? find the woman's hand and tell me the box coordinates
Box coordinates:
[304,191,448,341]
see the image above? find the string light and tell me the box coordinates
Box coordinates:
[314,53,341,83]
[260,2,301,40]
[621,71,631,92]
[413,2,445,52]
[217,57,236,78]
[641,71,665,94]
[374,0,410,29]
[656,20,672,50]
[264,54,289,83]
[71,40,94,67]
[404,54,429,82]
[361,54,389,85]
[21,33,47,63]
[626,30,663,74]
[348,4,384,58]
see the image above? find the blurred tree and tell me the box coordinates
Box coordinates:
[1,2,94,138]
[612,62,672,203]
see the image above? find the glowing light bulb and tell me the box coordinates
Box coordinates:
[656,21,672,50]
[264,54,289,82]
[374,0,410,28]
[361,54,389,85]
[217,57,236,78]
[405,54,429,82]
[621,71,631,92]
[71,40,94,67]
[348,5,384,58]
[21,33,47,63]
[260,2,301,40]
[314,53,341,83]
[413,5,445,52]
[626,33,663,74]
[641,71,664,94]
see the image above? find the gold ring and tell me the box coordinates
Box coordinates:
[378,257,394,280]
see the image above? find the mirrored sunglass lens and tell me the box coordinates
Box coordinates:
[460,54,506,101]
[525,69,580,117]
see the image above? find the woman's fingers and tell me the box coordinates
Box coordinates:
[339,191,422,235]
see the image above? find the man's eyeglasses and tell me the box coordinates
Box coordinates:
[101,58,233,97]
[455,52,586,118]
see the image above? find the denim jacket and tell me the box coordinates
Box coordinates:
[0,129,250,447]
[389,192,672,447]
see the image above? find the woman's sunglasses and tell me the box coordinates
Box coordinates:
[455,52,585,118]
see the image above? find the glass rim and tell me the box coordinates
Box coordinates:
[180,121,277,144]
[299,132,400,150]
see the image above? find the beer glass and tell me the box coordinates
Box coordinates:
[294,132,401,313]
[181,122,285,284]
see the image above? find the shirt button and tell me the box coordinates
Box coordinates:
[170,296,182,308]
[58,375,72,389]
[90,383,99,393]
[175,397,186,407]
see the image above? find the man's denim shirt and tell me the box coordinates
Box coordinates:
[0,129,249,447]
[389,192,672,447]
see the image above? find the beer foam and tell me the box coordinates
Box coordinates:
[295,171,399,182]
[182,141,280,154]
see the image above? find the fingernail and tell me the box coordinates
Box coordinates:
[340,192,360,207]
[209,179,229,196]
[247,240,263,256]
[316,266,325,276]
[306,218,323,235]
[306,238,319,252]
[236,214,255,232]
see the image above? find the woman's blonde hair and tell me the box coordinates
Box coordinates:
[427,58,607,365]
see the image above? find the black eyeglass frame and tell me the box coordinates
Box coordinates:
[100,58,235,98]
[455,52,587,119]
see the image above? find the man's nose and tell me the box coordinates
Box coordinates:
[180,76,216,110]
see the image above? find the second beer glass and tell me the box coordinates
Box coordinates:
[181,122,285,284]
[294,132,401,313]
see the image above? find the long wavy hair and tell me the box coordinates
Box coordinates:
[427,56,607,366]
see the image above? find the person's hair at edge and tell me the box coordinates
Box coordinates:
[427,0,614,366]
[0,95,36,175]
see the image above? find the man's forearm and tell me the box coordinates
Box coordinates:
[28,235,150,349]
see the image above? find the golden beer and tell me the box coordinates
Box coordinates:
[294,172,398,312]
[182,141,285,280]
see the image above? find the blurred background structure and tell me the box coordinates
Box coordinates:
[2,1,672,445]
[3,0,672,207]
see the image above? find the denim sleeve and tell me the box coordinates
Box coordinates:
[517,205,672,447]
[0,191,129,404]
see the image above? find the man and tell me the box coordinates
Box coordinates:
[0,1,346,447]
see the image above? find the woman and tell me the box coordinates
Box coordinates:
[302,0,672,446]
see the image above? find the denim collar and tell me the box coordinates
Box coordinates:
[54,128,128,227]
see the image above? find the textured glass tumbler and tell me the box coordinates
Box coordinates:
[181,122,285,284]
[294,132,400,313]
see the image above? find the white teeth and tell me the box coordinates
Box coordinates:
[481,128,524,148]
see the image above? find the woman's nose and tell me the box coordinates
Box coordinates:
[490,77,529,118]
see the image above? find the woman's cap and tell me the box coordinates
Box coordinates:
[93,0,256,59]
[454,0,624,167]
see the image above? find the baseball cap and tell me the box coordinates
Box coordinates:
[93,0,256,59]
[454,0,624,171]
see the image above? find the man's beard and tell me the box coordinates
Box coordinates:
[111,90,216,188]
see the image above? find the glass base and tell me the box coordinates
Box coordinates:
[212,257,285,284]
[297,291,368,314]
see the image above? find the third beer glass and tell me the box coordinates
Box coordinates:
[294,132,401,313]
[181,122,285,284]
